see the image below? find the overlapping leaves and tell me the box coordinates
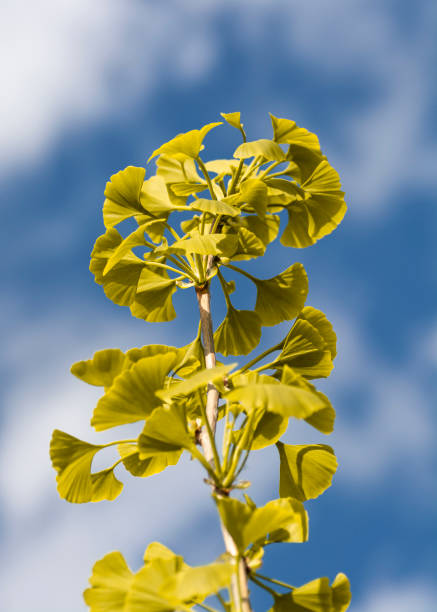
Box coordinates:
[84,542,233,611]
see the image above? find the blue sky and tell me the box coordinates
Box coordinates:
[0,1,436,610]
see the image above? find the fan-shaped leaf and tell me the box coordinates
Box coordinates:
[118,443,182,478]
[103,225,151,275]
[50,430,123,503]
[277,441,337,501]
[124,550,186,612]
[214,307,262,356]
[250,411,289,450]
[157,363,235,402]
[280,367,336,434]
[162,561,233,602]
[130,268,177,323]
[148,122,222,161]
[138,404,193,459]
[236,178,268,217]
[205,158,240,176]
[139,175,181,216]
[231,226,266,261]
[270,114,321,155]
[91,353,178,431]
[254,263,308,326]
[188,198,240,217]
[156,155,203,184]
[90,229,144,307]
[234,139,285,161]
[103,166,146,228]
[272,319,333,379]
[84,551,134,612]
[71,349,128,389]
[270,574,351,612]
[216,496,308,552]
[280,160,347,248]
[299,306,337,358]
[226,372,325,419]
[221,111,243,131]
[170,232,238,257]
[240,214,280,247]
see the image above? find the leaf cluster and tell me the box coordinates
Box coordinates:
[50,112,351,611]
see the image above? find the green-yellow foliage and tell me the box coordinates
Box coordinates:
[50,113,351,611]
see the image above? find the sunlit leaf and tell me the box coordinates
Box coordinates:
[214,307,262,356]
[270,114,321,155]
[272,319,333,379]
[234,139,286,161]
[240,214,280,247]
[280,367,336,434]
[130,268,177,323]
[277,441,337,501]
[103,166,146,229]
[299,306,337,359]
[71,349,128,389]
[138,404,193,458]
[267,497,308,544]
[270,574,351,612]
[216,496,308,552]
[236,178,268,217]
[148,122,222,161]
[84,551,134,612]
[170,231,238,257]
[103,225,151,275]
[285,145,325,184]
[157,363,235,402]
[124,547,186,612]
[249,411,289,450]
[162,561,233,602]
[91,353,178,431]
[205,158,240,176]
[231,226,265,261]
[170,181,207,196]
[90,229,144,307]
[139,175,182,216]
[280,160,347,248]
[50,430,123,503]
[226,372,325,419]
[118,443,182,478]
[221,111,243,131]
[188,198,240,217]
[156,155,204,184]
[254,262,308,326]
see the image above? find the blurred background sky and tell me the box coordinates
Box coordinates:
[0,1,436,610]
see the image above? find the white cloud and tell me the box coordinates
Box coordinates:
[1,0,435,218]
[353,580,437,612]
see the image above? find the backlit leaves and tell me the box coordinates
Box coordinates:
[277,441,338,501]
[71,349,127,389]
[214,306,262,356]
[103,166,146,229]
[270,574,351,612]
[272,314,335,379]
[234,139,286,162]
[216,496,308,552]
[254,263,308,326]
[85,543,233,611]
[91,352,178,431]
[84,551,134,612]
[270,113,321,155]
[50,430,123,504]
[138,404,193,458]
[118,443,182,478]
[148,122,222,161]
[279,160,347,248]
[226,370,326,419]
